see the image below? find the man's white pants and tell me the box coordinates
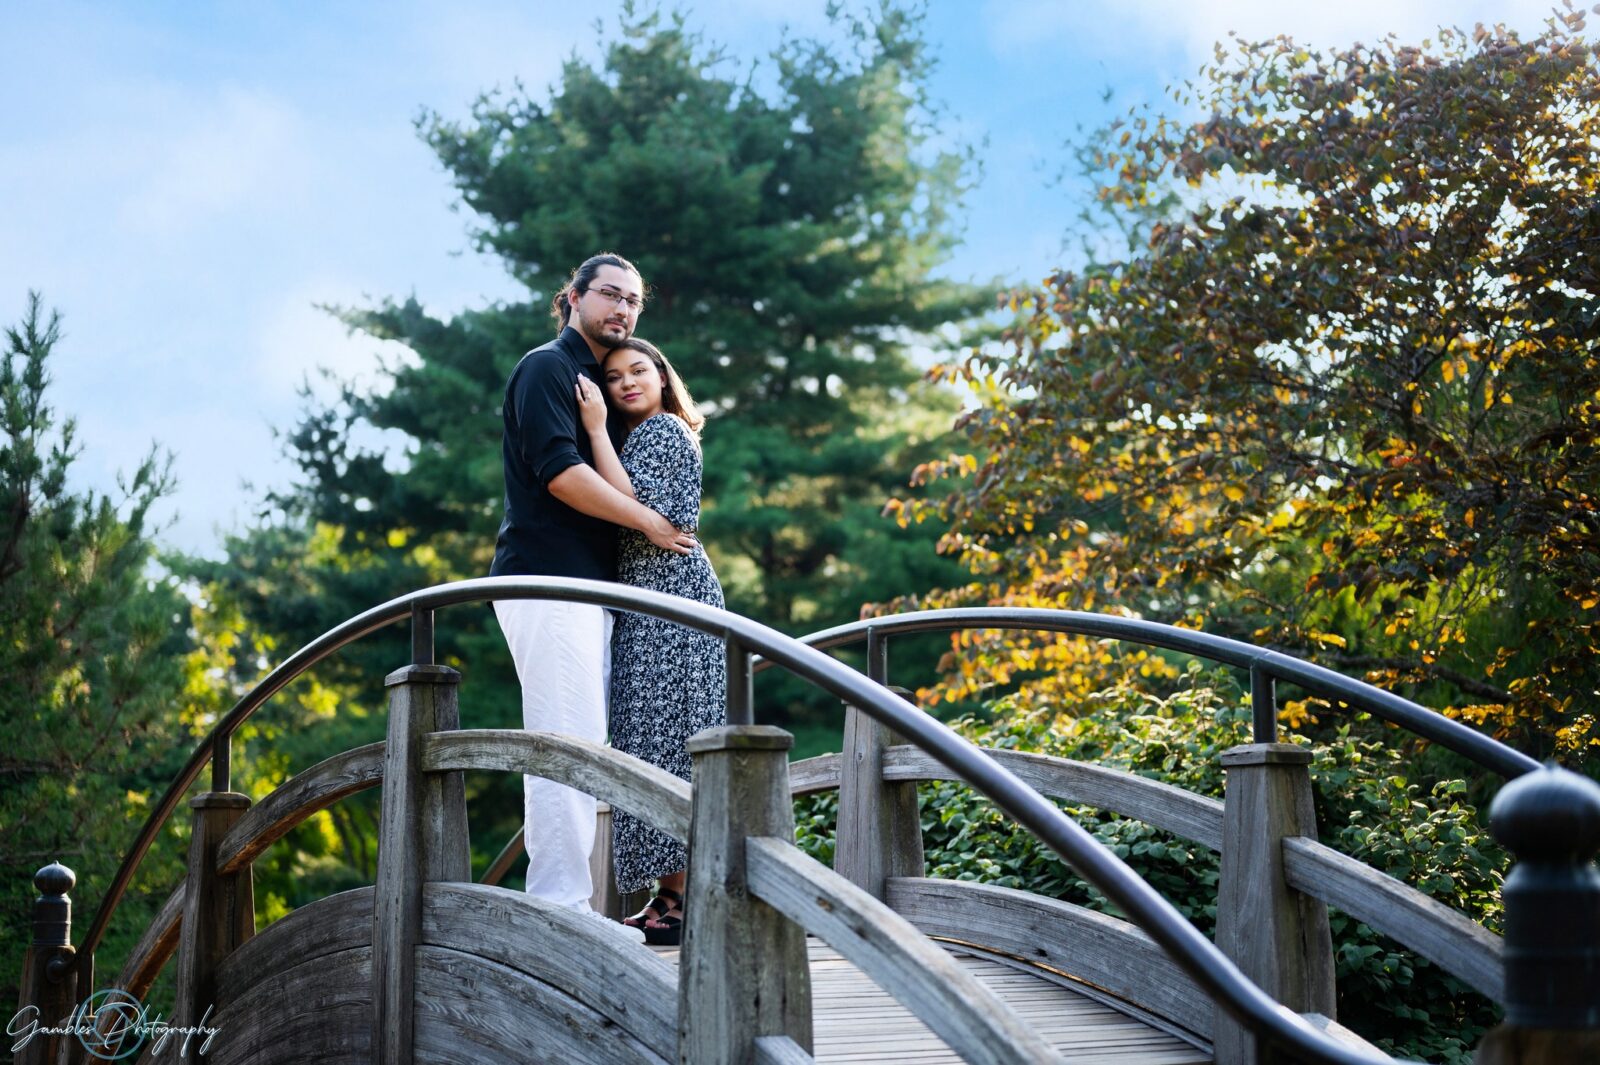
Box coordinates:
[494,598,612,910]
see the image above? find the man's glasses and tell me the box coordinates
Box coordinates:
[586,285,644,313]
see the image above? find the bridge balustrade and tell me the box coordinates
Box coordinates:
[13,579,1600,1064]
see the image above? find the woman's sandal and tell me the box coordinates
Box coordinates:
[643,905,683,947]
[624,886,683,932]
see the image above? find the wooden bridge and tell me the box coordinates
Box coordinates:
[13,578,1600,1064]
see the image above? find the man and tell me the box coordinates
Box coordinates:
[490,252,693,920]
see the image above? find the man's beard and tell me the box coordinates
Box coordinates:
[577,305,631,348]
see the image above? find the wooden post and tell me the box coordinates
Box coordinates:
[678,725,812,1064]
[1474,764,1600,1064]
[173,792,254,1063]
[372,664,468,1065]
[835,692,924,901]
[1213,744,1336,1065]
[13,863,79,1065]
[589,802,621,919]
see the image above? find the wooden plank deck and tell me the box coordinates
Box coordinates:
[658,938,1211,1064]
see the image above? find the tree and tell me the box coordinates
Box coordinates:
[0,294,222,1002]
[901,17,1600,766]
[175,3,988,908]
[204,4,981,739]
[289,3,983,629]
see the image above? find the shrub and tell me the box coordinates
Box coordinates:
[794,664,1508,1062]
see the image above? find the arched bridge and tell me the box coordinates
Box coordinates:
[13,578,1600,1064]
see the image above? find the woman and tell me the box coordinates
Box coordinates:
[576,337,725,946]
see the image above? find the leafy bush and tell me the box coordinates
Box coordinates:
[794,664,1508,1062]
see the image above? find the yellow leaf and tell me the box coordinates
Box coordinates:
[1223,484,1246,502]
[1310,631,1347,649]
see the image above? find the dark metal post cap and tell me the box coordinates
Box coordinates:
[35,862,75,896]
[1490,763,1600,864]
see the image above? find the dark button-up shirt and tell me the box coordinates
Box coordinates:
[489,326,617,581]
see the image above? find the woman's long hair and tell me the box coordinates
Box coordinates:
[608,338,705,440]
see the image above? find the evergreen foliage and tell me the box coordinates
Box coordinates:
[0,294,221,1004]
[176,3,990,914]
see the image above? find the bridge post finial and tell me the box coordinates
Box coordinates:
[14,863,79,1065]
[1474,762,1600,1063]
[679,725,812,1064]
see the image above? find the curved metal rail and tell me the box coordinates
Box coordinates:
[763,608,1539,779]
[80,577,1528,1064]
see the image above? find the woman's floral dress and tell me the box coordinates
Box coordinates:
[610,412,726,892]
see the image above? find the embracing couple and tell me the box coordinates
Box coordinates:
[488,252,725,947]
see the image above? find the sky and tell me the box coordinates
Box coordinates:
[0,0,1570,556]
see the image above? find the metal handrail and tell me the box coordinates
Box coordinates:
[79,577,1435,1063]
[761,608,1540,779]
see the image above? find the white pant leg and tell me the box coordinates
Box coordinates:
[494,599,612,909]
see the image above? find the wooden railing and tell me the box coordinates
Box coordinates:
[13,581,1600,1065]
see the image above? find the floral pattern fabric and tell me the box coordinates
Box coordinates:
[610,413,726,893]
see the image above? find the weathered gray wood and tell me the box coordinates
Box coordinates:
[836,706,924,900]
[1214,744,1335,1065]
[173,791,254,1064]
[753,1035,816,1065]
[115,882,183,999]
[1283,835,1504,1000]
[413,946,672,1065]
[795,937,1209,1064]
[1298,1013,1387,1053]
[215,742,385,876]
[747,839,1062,1064]
[883,745,1226,851]
[419,881,677,1054]
[208,945,371,1065]
[885,875,1213,1042]
[949,941,1210,1051]
[680,725,812,1064]
[216,887,372,1008]
[788,752,842,796]
[423,728,692,841]
[591,802,621,917]
[372,664,466,1065]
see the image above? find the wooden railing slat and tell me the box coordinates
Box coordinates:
[1282,836,1504,1000]
[882,746,1226,851]
[215,743,386,876]
[753,1035,816,1065]
[786,752,842,796]
[886,876,1213,1041]
[746,837,1062,1065]
[115,881,185,999]
[422,729,692,841]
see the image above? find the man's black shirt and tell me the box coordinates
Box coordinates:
[490,326,617,581]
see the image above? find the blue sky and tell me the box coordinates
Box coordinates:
[0,0,1563,555]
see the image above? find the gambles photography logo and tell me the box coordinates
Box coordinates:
[7,988,220,1059]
